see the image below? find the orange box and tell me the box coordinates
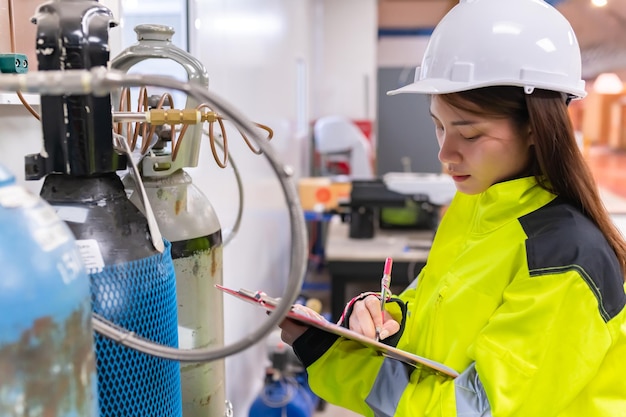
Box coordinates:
[582,90,626,146]
[608,99,626,150]
[298,177,351,212]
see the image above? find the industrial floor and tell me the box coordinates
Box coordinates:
[309,144,626,417]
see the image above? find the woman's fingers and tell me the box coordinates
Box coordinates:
[379,311,401,340]
[348,296,401,340]
[349,295,383,339]
[279,318,309,346]
[282,294,402,344]
[292,304,326,321]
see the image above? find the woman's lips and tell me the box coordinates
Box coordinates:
[452,175,470,182]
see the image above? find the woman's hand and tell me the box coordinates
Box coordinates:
[278,304,325,346]
[279,318,309,346]
[349,295,400,340]
[279,296,401,345]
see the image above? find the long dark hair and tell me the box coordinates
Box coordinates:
[439,86,626,280]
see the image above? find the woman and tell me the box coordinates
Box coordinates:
[280,0,626,416]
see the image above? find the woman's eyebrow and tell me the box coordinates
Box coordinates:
[429,110,478,126]
[451,120,477,126]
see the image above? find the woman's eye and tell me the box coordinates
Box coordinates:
[461,134,481,141]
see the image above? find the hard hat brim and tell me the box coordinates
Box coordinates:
[386,79,462,96]
[387,78,587,99]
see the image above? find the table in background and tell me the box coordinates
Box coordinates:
[325,218,433,322]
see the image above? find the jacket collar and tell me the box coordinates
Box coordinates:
[454,176,557,235]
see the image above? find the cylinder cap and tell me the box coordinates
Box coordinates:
[135,24,174,42]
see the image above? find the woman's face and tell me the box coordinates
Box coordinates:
[430,95,533,195]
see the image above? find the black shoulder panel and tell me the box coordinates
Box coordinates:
[519,199,626,322]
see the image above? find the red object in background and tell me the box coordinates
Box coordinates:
[327,161,350,175]
[353,119,373,141]
[312,118,373,176]
[314,187,332,203]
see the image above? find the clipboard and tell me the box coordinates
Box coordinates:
[216,284,459,378]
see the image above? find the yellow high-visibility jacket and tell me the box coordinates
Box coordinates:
[293,177,626,417]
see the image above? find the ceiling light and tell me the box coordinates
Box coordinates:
[593,73,623,94]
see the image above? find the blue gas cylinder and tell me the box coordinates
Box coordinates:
[0,164,98,416]
[249,374,317,417]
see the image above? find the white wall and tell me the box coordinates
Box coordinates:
[0,104,44,194]
[187,2,314,415]
[103,0,122,56]
[313,0,378,121]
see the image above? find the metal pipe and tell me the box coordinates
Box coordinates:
[112,111,149,122]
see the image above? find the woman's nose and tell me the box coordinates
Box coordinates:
[437,136,460,165]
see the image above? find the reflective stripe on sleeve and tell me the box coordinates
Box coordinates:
[454,362,492,416]
[365,358,411,417]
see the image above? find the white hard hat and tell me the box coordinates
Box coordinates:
[388,0,587,99]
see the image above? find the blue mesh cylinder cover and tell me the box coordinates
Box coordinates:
[91,241,180,417]
[0,164,98,416]
[40,173,182,417]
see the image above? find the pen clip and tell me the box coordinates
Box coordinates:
[380,257,393,302]
[377,257,394,342]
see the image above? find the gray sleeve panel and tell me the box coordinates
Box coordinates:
[454,363,492,417]
[365,358,412,417]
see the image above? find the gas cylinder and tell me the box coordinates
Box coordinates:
[0,163,98,417]
[248,374,317,417]
[249,328,319,417]
[25,2,182,417]
[110,24,226,417]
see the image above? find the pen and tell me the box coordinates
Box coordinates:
[376,257,393,342]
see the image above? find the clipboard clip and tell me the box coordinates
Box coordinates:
[239,288,282,308]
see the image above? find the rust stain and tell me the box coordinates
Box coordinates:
[192,258,200,276]
[175,199,183,215]
[211,248,217,276]
[199,394,212,407]
[0,304,96,416]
